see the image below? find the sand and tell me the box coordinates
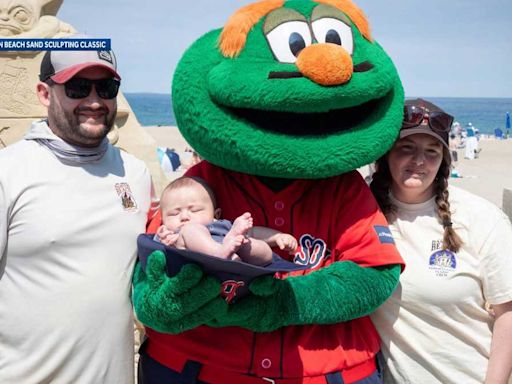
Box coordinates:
[144,126,512,215]
[449,138,512,210]
[145,125,190,152]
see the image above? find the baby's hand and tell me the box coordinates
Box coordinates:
[275,233,298,254]
[156,225,179,246]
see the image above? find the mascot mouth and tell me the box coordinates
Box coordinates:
[226,95,384,136]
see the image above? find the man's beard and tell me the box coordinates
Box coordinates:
[49,102,116,147]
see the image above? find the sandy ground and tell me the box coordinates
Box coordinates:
[145,125,190,153]
[449,138,512,210]
[145,125,512,212]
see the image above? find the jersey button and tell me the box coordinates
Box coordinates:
[274,217,285,227]
[274,201,285,211]
[261,358,272,369]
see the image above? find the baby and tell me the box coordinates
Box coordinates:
[155,176,297,266]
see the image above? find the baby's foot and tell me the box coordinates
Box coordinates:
[217,234,246,259]
[217,213,253,258]
[230,212,253,237]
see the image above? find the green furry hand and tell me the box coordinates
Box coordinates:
[208,262,400,332]
[132,251,228,334]
[207,274,297,332]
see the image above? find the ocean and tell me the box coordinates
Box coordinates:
[125,93,512,135]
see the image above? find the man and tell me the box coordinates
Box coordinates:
[0,44,154,383]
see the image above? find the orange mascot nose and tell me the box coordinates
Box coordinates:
[296,44,353,86]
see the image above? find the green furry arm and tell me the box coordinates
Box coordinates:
[208,262,400,332]
[132,251,228,334]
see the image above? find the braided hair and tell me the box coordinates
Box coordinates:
[370,148,463,252]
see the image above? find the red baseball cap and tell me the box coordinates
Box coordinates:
[39,37,121,83]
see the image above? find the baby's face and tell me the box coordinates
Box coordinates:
[161,184,216,232]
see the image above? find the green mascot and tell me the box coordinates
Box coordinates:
[133,0,405,382]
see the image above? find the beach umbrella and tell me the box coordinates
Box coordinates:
[157,147,181,175]
[506,112,511,130]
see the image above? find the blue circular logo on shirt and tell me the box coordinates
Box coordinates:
[429,249,457,271]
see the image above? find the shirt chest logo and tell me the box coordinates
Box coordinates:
[428,240,457,277]
[115,182,138,212]
[294,234,329,268]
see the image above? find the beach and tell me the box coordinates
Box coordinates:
[450,138,512,210]
[144,126,512,215]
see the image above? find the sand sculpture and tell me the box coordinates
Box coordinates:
[0,0,165,193]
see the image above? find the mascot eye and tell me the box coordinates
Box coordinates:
[312,18,353,55]
[266,21,312,63]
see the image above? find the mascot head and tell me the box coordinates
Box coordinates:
[172,0,404,178]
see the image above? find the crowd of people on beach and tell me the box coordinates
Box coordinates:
[1,2,512,383]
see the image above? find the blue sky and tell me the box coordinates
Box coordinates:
[59,0,512,97]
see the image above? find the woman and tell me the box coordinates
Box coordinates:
[370,99,512,383]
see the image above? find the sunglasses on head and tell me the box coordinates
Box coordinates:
[402,105,454,134]
[48,77,120,100]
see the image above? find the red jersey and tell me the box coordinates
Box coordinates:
[145,161,403,379]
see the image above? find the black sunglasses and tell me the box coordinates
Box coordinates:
[402,105,454,134]
[48,77,120,100]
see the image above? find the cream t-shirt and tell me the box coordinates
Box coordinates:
[371,186,512,383]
